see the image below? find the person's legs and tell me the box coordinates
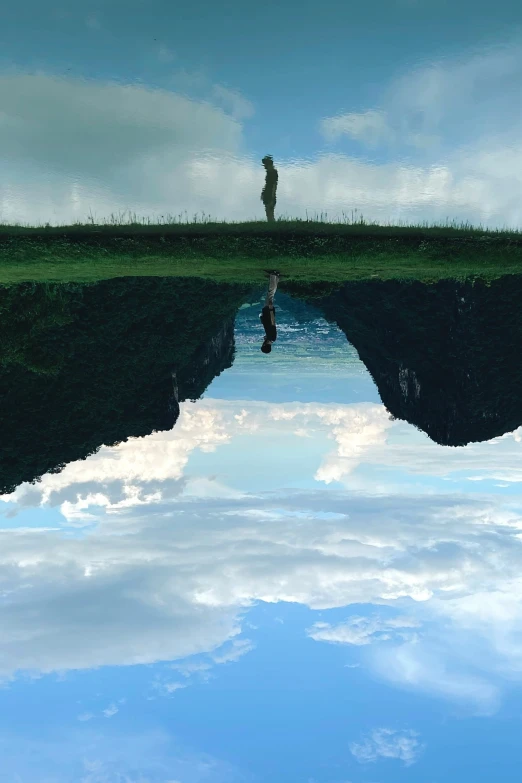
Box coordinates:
[265,202,276,222]
[265,273,279,307]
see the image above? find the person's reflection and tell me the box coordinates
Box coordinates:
[260,270,280,353]
[261,155,278,223]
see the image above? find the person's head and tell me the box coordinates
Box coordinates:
[262,155,274,169]
[261,341,272,354]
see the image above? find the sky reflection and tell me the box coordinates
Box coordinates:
[1,302,522,781]
[2,5,522,230]
[3,0,522,779]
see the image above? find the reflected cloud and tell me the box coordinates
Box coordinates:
[5,7,522,779]
[211,639,255,664]
[370,641,501,715]
[157,44,176,64]
[350,727,424,766]
[0,399,522,714]
[102,703,119,718]
[320,109,396,149]
[320,39,522,160]
[0,482,521,705]
[0,727,242,783]
[2,36,522,226]
[307,615,420,646]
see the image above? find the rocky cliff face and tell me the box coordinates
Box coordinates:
[0,278,251,494]
[177,317,236,404]
[314,275,522,446]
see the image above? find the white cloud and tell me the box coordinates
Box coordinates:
[211,638,254,664]
[157,44,176,64]
[210,83,255,121]
[350,728,424,766]
[307,615,419,646]
[0,479,520,698]
[161,640,254,693]
[150,677,188,698]
[162,682,187,694]
[310,405,393,484]
[0,400,522,712]
[3,39,522,229]
[102,703,119,718]
[388,41,522,145]
[320,38,522,159]
[77,712,94,722]
[0,727,242,783]
[170,660,213,678]
[248,400,522,489]
[0,68,246,227]
[316,414,522,488]
[320,110,393,147]
[370,641,501,715]
[2,402,236,519]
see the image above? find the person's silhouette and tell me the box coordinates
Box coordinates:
[260,270,280,353]
[261,155,278,223]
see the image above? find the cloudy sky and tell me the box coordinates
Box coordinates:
[1,0,522,229]
[3,2,522,780]
[1,299,522,781]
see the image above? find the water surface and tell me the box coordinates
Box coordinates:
[1,276,522,782]
[3,1,522,780]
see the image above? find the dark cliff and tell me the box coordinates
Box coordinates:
[295,275,522,446]
[0,278,251,493]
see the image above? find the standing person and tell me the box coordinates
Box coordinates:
[260,270,281,353]
[261,155,278,223]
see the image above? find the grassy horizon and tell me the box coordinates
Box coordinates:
[1,208,522,236]
[1,210,522,284]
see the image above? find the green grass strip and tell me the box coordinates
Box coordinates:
[1,214,521,283]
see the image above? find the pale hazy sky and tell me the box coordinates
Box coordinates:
[1,1,522,228]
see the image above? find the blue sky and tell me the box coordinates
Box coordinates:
[1,304,522,781]
[3,3,522,780]
[2,1,522,227]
